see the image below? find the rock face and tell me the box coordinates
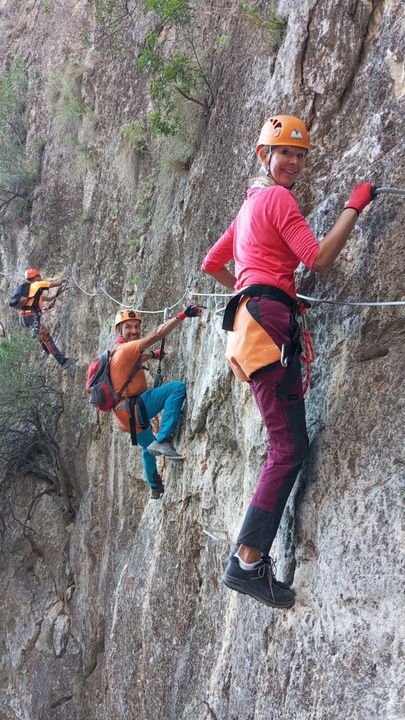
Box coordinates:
[0,1,404,719]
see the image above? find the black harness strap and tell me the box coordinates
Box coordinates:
[118,355,145,445]
[222,284,302,400]
[117,355,144,399]
[127,397,138,446]
[153,307,169,388]
[222,284,296,331]
[274,349,302,400]
[127,395,150,446]
[153,336,165,388]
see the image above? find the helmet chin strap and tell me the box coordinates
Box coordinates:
[268,147,274,177]
[263,149,277,181]
[262,162,272,178]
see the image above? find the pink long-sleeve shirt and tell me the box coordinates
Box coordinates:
[201,184,320,298]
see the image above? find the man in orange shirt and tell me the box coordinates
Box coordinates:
[18,268,76,368]
[110,306,202,499]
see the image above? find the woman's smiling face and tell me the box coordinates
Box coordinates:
[268,145,307,188]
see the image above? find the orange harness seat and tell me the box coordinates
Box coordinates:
[225,296,281,382]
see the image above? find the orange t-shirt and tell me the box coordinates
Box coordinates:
[109,340,148,434]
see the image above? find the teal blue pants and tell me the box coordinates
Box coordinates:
[135,380,186,488]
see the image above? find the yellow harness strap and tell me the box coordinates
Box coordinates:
[225,296,281,382]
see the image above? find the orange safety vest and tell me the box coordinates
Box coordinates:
[20,280,51,314]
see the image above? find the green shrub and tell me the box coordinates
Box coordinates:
[90,0,132,50]
[48,64,87,128]
[136,31,213,137]
[241,1,287,49]
[0,58,36,217]
[120,120,150,152]
[46,62,98,148]
[0,331,73,519]
[0,332,38,427]
[144,0,192,26]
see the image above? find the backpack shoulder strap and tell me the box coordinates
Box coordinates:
[116,354,144,400]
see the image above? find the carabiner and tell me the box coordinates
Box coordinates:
[280,343,289,367]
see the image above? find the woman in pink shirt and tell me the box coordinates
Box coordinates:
[202,114,376,609]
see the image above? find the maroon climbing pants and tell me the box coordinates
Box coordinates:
[236,297,309,555]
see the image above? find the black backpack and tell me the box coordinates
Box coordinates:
[8,282,31,310]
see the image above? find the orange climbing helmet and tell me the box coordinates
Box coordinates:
[115,308,142,329]
[25,268,41,280]
[255,115,311,154]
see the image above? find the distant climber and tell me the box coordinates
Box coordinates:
[202,114,378,609]
[17,268,76,369]
[110,305,203,499]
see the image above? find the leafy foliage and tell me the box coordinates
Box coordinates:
[144,0,192,26]
[0,58,36,217]
[93,0,286,141]
[90,0,132,50]
[52,67,87,128]
[0,332,74,522]
[0,332,39,428]
[120,120,150,152]
[46,63,99,153]
[241,1,287,49]
[136,31,213,137]
[93,0,126,24]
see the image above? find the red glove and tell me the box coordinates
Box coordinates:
[177,304,205,320]
[150,349,164,359]
[345,183,377,215]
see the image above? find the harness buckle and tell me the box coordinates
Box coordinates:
[280,343,289,367]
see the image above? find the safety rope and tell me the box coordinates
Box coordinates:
[2,186,405,310]
[297,301,316,395]
[374,187,405,197]
[41,297,70,316]
[190,290,405,307]
[3,265,405,313]
[70,270,100,298]
[40,280,71,316]
[2,267,404,400]
[3,263,404,398]
[296,294,405,307]
[97,280,192,314]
